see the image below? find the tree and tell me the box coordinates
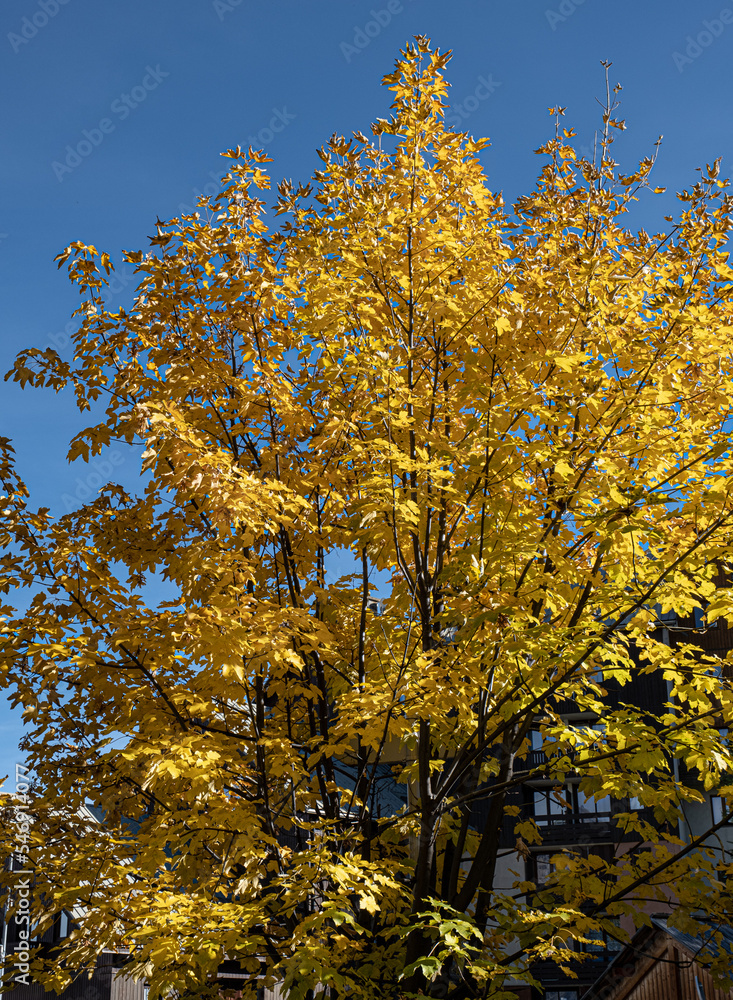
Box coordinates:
[3,37,733,1000]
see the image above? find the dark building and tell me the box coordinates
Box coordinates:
[491,607,733,1000]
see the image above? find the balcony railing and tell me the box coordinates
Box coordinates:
[535,811,614,830]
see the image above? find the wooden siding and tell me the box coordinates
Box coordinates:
[586,936,733,1000]
[109,972,146,1000]
[3,962,116,1000]
[2,953,145,1000]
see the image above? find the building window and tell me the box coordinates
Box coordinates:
[577,787,611,822]
[54,911,69,941]
[531,845,614,889]
[581,925,624,957]
[533,853,555,886]
[712,795,726,825]
[534,787,568,826]
[693,605,719,630]
[533,784,611,826]
[545,992,578,1000]
[657,607,678,625]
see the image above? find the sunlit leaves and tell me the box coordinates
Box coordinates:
[3,36,733,1000]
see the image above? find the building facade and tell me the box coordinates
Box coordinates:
[583,917,733,1000]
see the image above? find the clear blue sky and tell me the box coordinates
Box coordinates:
[1,0,730,784]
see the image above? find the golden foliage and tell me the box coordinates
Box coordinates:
[3,38,733,999]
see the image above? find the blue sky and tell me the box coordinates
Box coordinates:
[1,0,731,783]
